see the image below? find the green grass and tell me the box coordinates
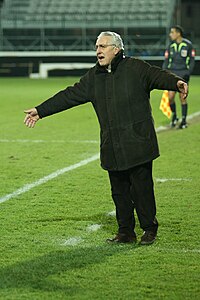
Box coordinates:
[0,76,199,299]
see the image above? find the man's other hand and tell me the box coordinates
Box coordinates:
[24,108,40,128]
[177,80,188,100]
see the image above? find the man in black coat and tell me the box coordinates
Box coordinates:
[24,31,188,245]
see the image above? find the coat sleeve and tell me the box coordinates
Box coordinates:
[36,71,93,118]
[136,59,183,93]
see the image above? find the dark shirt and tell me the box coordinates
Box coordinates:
[162,38,195,75]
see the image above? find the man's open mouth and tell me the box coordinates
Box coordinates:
[98,55,105,61]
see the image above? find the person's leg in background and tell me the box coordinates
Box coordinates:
[179,92,188,128]
[179,75,189,129]
[168,91,179,127]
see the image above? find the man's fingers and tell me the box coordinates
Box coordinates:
[24,108,37,116]
[24,114,30,123]
[178,82,188,100]
[24,108,39,127]
[182,91,188,99]
[182,84,188,99]
[177,81,188,95]
[24,114,38,127]
[181,83,188,94]
[24,114,32,124]
[28,121,36,128]
[25,117,36,128]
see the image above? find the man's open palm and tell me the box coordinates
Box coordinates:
[24,108,40,128]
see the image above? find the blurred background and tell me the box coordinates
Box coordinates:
[0,0,199,77]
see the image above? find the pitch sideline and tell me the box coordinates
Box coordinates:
[156,111,200,133]
[1,111,200,143]
[0,153,99,204]
[0,111,199,204]
[60,218,200,253]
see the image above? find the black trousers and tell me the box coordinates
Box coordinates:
[108,161,158,236]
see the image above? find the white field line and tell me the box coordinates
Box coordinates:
[62,237,83,246]
[0,139,98,143]
[61,217,200,253]
[1,111,199,204]
[155,247,200,254]
[106,176,191,215]
[1,110,200,144]
[0,153,99,204]
[61,224,102,246]
[107,210,116,217]
[156,111,200,133]
[187,111,200,120]
[61,236,200,252]
[133,246,200,254]
[87,224,102,232]
[156,178,192,183]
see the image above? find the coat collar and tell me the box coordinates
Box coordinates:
[95,50,125,74]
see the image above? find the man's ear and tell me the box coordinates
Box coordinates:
[114,47,120,55]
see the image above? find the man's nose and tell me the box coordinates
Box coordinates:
[96,48,101,54]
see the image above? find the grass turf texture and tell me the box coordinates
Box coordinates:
[0,76,199,299]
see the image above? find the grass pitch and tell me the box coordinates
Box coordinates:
[0,76,199,299]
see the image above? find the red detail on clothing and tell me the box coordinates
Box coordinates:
[191,49,195,57]
[164,50,169,59]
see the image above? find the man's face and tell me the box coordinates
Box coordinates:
[96,35,120,66]
[169,28,180,41]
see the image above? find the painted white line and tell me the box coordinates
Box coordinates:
[58,219,200,252]
[1,110,199,204]
[0,139,98,144]
[156,125,169,133]
[187,111,200,120]
[61,224,102,246]
[60,234,200,253]
[156,178,192,183]
[107,210,116,217]
[143,247,200,254]
[62,237,83,246]
[156,111,200,133]
[1,112,200,143]
[0,153,99,204]
[73,140,98,144]
[87,224,102,232]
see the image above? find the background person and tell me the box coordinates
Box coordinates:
[162,25,195,129]
[24,31,188,245]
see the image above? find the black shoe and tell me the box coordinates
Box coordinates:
[171,115,179,128]
[140,231,157,245]
[178,121,188,129]
[106,233,137,244]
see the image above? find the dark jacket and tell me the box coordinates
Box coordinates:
[162,38,195,75]
[36,51,181,171]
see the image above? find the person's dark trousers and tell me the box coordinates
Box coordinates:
[108,161,158,236]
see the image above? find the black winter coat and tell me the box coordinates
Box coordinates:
[36,51,181,171]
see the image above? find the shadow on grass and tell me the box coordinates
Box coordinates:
[0,244,135,295]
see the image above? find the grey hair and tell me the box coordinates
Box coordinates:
[97,31,124,50]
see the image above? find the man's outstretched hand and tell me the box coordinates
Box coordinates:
[24,108,40,128]
[177,80,188,100]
